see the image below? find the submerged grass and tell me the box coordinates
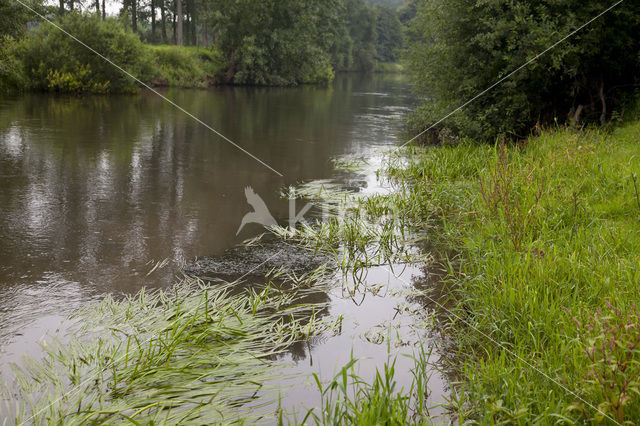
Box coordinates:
[2,277,333,424]
[6,119,639,423]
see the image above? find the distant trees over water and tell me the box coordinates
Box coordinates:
[405,0,640,141]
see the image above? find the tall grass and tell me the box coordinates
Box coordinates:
[3,277,334,424]
[148,45,223,88]
[283,118,640,422]
[380,121,640,422]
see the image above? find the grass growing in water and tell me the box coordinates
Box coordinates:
[3,277,334,424]
[278,118,640,423]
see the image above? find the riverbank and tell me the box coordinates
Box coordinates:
[379,119,640,422]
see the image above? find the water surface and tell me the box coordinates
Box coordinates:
[0,74,449,419]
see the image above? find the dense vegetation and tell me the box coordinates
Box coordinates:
[379,117,640,422]
[406,0,640,141]
[0,0,405,93]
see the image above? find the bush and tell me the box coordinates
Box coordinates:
[406,0,640,142]
[148,45,223,88]
[0,36,25,93]
[20,13,154,93]
[209,0,338,86]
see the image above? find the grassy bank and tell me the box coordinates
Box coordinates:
[147,45,223,88]
[0,14,223,94]
[376,119,640,423]
[282,118,640,423]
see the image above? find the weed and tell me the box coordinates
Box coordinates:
[566,302,640,423]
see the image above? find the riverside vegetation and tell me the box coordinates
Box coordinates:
[0,0,406,94]
[7,117,640,423]
[3,0,640,423]
[279,115,640,422]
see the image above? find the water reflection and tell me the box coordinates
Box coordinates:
[0,74,414,354]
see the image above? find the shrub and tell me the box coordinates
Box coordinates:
[148,45,223,88]
[0,36,25,93]
[406,0,640,142]
[20,13,154,93]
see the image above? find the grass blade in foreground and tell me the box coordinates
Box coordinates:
[3,278,332,424]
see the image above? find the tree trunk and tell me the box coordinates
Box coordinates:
[202,21,207,47]
[160,0,167,43]
[176,0,183,46]
[172,8,176,44]
[599,81,607,125]
[132,0,137,33]
[185,0,191,47]
[151,0,156,42]
[95,0,100,15]
[59,0,64,14]
[190,7,196,46]
[70,0,74,11]
[102,0,105,20]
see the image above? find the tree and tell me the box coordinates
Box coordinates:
[406,0,640,142]
[160,0,167,42]
[374,5,402,62]
[20,13,155,93]
[176,0,182,45]
[208,0,338,85]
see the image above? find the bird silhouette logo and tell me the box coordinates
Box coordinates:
[236,187,277,235]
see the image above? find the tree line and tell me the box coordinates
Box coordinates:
[2,0,406,91]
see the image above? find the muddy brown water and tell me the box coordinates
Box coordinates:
[0,74,448,421]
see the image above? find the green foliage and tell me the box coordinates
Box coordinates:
[365,0,405,8]
[406,0,640,141]
[567,302,640,423]
[149,45,223,88]
[379,120,640,422]
[0,36,25,93]
[303,351,433,425]
[0,0,46,38]
[332,0,404,72]
[375,6,403,62]
[6,279,333,423]
[207,0,339,85]
[20,13,154,93]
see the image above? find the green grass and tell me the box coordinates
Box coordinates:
[147,45,224,88]
[298,350,434,425]
[379,119,640,423]
[4,276,335,424]
[280,117,640,423]
[6,118,640,423]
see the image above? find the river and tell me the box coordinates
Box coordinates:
[0,74,448,421]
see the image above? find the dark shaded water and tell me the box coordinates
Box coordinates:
[0,74,448,419]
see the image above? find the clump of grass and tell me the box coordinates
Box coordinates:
[3,277,333,424]
[284,349,435,425]
[566,302,640,423]
[148,45,223,88]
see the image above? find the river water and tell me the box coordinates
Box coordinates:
[0,74,448,421]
